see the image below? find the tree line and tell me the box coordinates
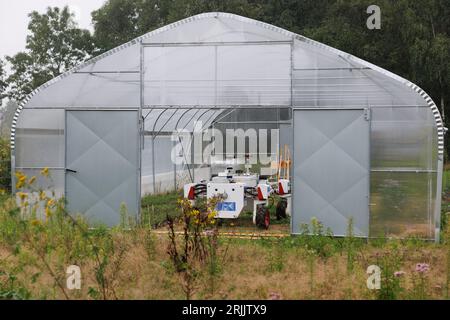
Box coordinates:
[0,0,449,143]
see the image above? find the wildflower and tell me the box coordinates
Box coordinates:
[415,263,430,273]
[39,190,47,201]
[394,271,406,277]
[16,192,28,201]
[28,176,37,184]
[15,171,26,180]
[47,199,55,207]
[15,180,24,189]
[40,167,49,177]
[268,292,282,300]
[208,211,217,219]
[15,171,27,189]
[45,206,52,218]
[31,219,41,226]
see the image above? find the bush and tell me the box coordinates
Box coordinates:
[0,137,10,193]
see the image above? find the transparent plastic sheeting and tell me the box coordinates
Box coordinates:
[15,109,65,168]
[23,40,427,109]
[12,13,441,239]
[371,107,437,171]
[370,171,437,239]
[143,44,291,106]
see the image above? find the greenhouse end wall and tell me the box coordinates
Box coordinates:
[10,12,444,240]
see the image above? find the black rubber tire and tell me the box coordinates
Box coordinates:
[276,198,288,220]
[255,205,270,229]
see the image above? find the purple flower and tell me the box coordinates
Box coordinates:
[415,263,430,273]
[268,292,282,300]
[394,271,406,277]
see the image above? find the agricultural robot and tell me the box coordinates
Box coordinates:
[183,154,291,229]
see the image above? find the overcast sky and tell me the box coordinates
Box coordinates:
[0,0,106,59]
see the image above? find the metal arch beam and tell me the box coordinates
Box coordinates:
[181,108,216,183]
[143,109,154,120]
[175,109,202,184]
[174,108,194,131]
[209,108,237,127]
[200,109,222,131]
[153,109,180,138]
[172,108,195,188]
[150,108,169,192]
[151,109,169,133]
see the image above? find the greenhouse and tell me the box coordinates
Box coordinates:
[11,12,444,240]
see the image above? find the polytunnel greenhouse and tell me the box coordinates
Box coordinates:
[11,12,444,240]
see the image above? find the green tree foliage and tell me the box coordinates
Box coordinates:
[91,0,449,124]
[91,0,265,52]
[0,59,6,106]
[303,0,450,146]
[0,100,18,138]
[92,0,167,51]
[6,6,96,101]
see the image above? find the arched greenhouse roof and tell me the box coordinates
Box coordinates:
[11,12,444,155]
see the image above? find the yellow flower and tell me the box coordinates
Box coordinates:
[39,190,47,201]
[31,219,41,226]
[47,199,55,207]
[16,192,28,201]
[15,171,25,180]
[14,171,27,189]
[28,176,37,184]
[45,206,52,218]
[208,211,216,219]
[40,167,49,177]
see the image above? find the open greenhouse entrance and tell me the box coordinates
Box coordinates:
[292,108,370,236]
[65,110,140,226]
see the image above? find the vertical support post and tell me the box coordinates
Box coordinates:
[10,155,15,194]
[152,137,156,193]
[139,41,144,217]
[435,157,443,242]
[427,117,433,238]
[173,142,177,191]
[290,37,294,108]
[289,37,294,235]
[214,45,218,106]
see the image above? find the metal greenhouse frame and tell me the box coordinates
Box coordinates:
[11,12,444,240]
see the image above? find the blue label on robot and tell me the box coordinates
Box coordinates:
[217,202,236,211]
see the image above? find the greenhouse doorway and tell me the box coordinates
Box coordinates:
[291,108,370,236]
[65,110,140,226]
